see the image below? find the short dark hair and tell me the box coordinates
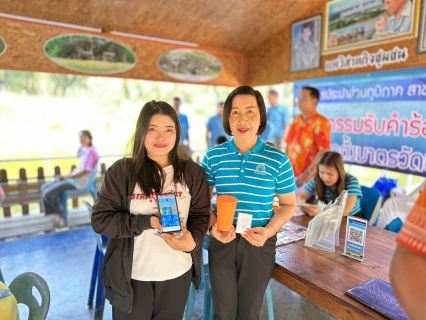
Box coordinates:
[268,89,278,96]
[131,100,185,196]
[302,86,320,101]
[173,97,181,102]
[302,22,313,31]
[222,86,267,136]
[217,101,224,106]
[215,136,228,145]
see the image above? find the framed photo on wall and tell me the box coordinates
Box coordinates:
[324,0,418,54]
[418,0,426,54]
[290,15,322,73]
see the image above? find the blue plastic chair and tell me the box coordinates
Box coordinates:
[84,201,108,320]
[185,235,274,319]
[88,233,108,320]
[360,186,382,224]
[60,161,99,227]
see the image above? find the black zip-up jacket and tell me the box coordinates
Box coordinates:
[91,157,210,313]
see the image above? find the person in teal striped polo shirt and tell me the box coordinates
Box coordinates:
[297,151,362,217]
[201,86,297,319]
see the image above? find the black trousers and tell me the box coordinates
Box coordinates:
[112,268,192,320]
[208,233,277,320]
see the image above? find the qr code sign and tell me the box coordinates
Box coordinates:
[349,227,364,245]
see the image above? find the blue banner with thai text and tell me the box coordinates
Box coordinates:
[294,67,426,176]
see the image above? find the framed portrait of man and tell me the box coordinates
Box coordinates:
[324,0,418,54]
[290,15,322,73]
[418,0,426,54]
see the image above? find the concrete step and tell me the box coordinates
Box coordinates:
[0,208,91,239]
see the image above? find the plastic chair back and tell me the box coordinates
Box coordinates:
[60,161,99,226]
[9,272,50,320]
[86,161,99,199]
[360,186,382,224]
[378,196,416,228]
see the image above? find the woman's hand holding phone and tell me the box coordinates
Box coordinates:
[160,224,196,252]
[210,222,236,243]
[150,216,163,232]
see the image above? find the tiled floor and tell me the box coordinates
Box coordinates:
[0,225,336,320]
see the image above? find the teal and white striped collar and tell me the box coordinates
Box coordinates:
[226,136,266,155]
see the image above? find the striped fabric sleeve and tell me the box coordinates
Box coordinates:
[346,175,362,196]
[200,154,215,187]
[396,188,426,258]
[283,107,291,125]
[276,155,296,194]
[303,178,316,195]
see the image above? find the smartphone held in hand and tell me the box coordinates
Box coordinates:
[157,193,182,233]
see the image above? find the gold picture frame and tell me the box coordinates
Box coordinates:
[323,0,419,55]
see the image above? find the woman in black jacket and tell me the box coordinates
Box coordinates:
[92,101,210,320]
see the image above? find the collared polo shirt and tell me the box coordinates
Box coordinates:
[285,109,331,177]
[179,113,189,144]
[260,122,275,143]
[384,0,413,34]
[267,104,291,136]
[206,114,229,148]
[201,137,295,227]
[303,173,362,216]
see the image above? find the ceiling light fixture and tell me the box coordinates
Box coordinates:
[0,12,198,47]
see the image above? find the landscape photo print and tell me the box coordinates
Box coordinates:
[324,0,418,54]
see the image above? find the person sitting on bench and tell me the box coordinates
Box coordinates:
[41,130,99,227]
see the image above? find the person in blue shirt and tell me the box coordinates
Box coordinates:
[172,97,190,151]
[260,121,275,143]
[201,86,297,320]
[206,101,229,149]
[266,89,291,150]
[296,151,362,217]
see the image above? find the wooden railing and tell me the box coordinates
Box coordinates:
[0,163,107,217]
[0,150,206,219]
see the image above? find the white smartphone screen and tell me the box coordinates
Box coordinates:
[157,193,181,233]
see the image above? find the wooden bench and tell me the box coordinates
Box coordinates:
[0,164,106,218]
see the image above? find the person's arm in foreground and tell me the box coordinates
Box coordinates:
[390,188,426,320]
[390,245,426,320]
[242,191,297,247]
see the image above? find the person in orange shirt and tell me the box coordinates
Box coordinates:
[285,86,331,187]
[390,186,426,320]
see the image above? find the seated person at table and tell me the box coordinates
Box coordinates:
[390,185,426,320]
[296,151,362,217]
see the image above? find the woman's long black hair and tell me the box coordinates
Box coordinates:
[132,100,186,197]
[314,151,346,203]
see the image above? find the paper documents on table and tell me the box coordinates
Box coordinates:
[276,221,307,246]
